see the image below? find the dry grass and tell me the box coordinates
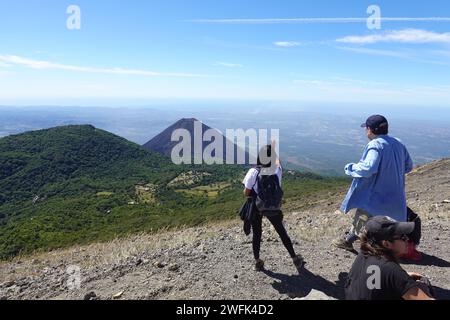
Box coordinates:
[0,219,241,279]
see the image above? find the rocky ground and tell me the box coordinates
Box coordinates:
[1,159,449,300]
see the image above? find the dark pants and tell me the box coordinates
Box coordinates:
[251,212,296,260]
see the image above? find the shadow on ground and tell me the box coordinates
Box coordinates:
[262,267,347,300]
[400,253,450,267]
[263,265,450,300]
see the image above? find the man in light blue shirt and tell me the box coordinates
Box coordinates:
[333,115,413,253]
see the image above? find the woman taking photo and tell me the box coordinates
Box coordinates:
[242,144,303,272]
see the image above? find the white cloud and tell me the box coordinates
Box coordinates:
[337,29,450,44]
[188,17,450,24]
[293,79,327,86]
[0,55,207,77]
[213,62,243,68]
[336,46,450,66]
[274,41,301,47]
[330,76,390,87]
[294,76,393,89]
[336,46,410,58]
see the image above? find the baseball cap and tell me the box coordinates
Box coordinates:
[364,216,415,242]
[361,115,389,134]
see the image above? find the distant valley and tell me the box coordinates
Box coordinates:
[1,106,450,175]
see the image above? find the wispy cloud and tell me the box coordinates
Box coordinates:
[337,29,450,44]
[274,41,300,47]
[213,62,243,68]
[204,37,285,52]
[188,17,450,24]
[0,55,208,78]
[293,78,392,91]
[336,46,450,66]
[293,79,327,86]
[336,46,410,58]
[329,76,390,87]
[431,50,450,57]
[0,61,12,68]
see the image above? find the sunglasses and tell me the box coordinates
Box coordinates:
[391,235,409,242]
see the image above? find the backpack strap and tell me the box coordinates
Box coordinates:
[251,167,261,193]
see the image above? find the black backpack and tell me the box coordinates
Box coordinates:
[255,170,283,215]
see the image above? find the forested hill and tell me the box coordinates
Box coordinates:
[0,125,347,260]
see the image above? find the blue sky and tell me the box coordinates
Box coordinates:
[1,0,450,107]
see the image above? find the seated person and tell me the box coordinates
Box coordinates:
[345,216,434,300]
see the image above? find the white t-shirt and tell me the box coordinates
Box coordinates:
[242,166,282,195]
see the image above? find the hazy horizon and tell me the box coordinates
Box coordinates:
[1,105,449,176]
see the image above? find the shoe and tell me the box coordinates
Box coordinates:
[332,238,355,253]
[292,255,305,269]
[255,259,264,271]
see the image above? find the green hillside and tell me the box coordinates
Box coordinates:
[0,125,348,260]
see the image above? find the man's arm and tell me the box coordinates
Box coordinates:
[405,149,413,174]
[345,149,380,178]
